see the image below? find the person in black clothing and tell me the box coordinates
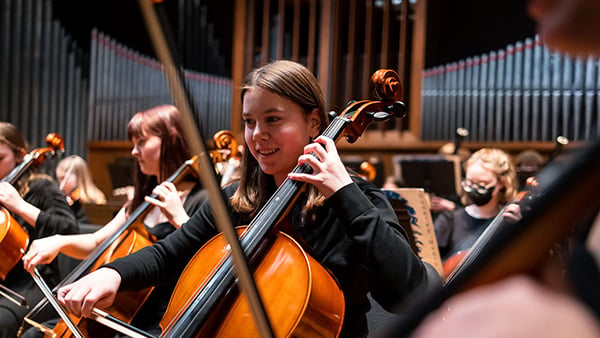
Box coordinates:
[434,148,518,260]
[55,60,440,337]
[0,122,79,338]
[21,104,207,336]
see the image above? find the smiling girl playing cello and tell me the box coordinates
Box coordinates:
[56,60,440,337]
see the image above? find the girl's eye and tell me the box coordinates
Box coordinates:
[267,116,281,123]
[243,118,255,126]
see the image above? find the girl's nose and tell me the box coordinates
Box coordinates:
[253,123,268,140]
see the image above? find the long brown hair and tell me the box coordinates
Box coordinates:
[126,104,191,212]
[0,122,47,196]
[231,60,329,223]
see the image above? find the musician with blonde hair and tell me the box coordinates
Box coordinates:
[434,148,518,260]
[56,155,107,223]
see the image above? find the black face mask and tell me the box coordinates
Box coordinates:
[464,184,495,206]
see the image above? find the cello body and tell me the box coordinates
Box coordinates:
[50,227,154,337]
[42,157,200,337]
[0,208,29,280]
[161,227,345,337]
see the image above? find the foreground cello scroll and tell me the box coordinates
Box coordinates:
[158,68,408,337]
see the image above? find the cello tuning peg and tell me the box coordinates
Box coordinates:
[367,111,391,122]
[327,111,338,123]
[389,101,407,119]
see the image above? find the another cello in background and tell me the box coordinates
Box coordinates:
[0,132,65,286]
[23,156,200,338]
[0,127,76,338]
[210,130,241,187]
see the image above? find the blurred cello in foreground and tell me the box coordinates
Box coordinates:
[379,142,600,336]
[0,133,64,305]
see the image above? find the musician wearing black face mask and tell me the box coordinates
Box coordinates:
[433,148,518,260]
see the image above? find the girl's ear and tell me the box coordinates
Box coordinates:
[307,108,322,136]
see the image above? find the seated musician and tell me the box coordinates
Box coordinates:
[412,0,600,336]
[434,148,519,260]
[21,105,207,336]
[55,155,107,224]
[0,122,79,338]
[55,60,441,337]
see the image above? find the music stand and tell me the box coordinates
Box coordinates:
[392,154,462,196]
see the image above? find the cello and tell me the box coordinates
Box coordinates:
[210,130,241,187]
[158,69,408,337]
[0,133,65,283]
[441,179,537,280]
[24,156,200,337]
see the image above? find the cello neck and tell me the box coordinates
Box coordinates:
[2,133,65,185]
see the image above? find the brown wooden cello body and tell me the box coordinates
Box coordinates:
[0,209,29,280]
[384,141,600,336]
[162,227,345,337]
[37,157,199,337]
[49,228,154,337]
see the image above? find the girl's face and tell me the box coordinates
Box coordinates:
[243,88,321,185]
[56,166,77,194]
[0,143,19,180]
[464,161,503,205]
[131,133,162,177]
